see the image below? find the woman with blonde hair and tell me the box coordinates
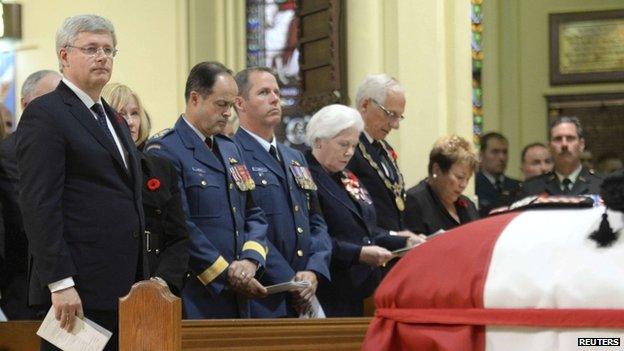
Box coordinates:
[404,135,479,235]
[101,83,151,150]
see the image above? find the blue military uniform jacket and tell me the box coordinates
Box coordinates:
[145,116,268,318]
[234,128,331,317]
[475,171,521,217]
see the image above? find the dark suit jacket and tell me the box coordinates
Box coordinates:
[475,171,521,217]
[0,134,38,319]
[140,153,189,296]
[520,168,602,198]
[405,180,479,235]
[16,81,146,311]
[306,151,405,317]
[0,134,23,281]
[347,134,405,231]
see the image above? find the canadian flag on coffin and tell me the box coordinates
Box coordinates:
[362,206,624,351]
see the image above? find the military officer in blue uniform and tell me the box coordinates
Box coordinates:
[233,67,331,317]
[146,62,268,318]
[475,132,521,217]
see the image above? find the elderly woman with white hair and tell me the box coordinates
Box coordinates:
[304,104,421,317]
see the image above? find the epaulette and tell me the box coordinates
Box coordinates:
[149,128,173,141]
[587,168,602,178]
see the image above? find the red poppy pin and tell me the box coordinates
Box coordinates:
[388,147,398,161]
[456,198,468,208]
[147,178,161,191]
[114,112,124,125]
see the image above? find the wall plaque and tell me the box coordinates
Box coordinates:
[550,9,624,85]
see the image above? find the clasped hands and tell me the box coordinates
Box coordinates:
[227,259,267,298]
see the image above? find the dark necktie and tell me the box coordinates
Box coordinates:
[91,103,115,143]
[372,141,396,181]
[269,145,280,162]
[494,178,503,194]
[561,178,572,194]
[205,137,213,151]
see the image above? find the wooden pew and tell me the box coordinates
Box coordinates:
[119,281,371,350]
[181,318,371,351]
[0,281,372,350]
[0,320,39,351]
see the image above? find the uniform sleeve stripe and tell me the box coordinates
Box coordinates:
[197,256,229,285]
[242,241,267,260]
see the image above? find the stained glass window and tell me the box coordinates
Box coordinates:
[246,0,309,149]
[471,0,483,147]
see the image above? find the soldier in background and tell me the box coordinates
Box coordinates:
[475,132,521,216]
[520,116,601,197]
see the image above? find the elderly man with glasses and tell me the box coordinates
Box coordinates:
[347,74,423,255]
[16,15,144,351]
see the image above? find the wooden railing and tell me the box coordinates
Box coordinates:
[0,281,372,350]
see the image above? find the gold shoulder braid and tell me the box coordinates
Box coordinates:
[357,141,406,211]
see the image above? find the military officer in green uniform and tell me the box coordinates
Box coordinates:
[520,116,602,197]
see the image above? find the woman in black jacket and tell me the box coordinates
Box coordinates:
[102,83,189,295]
[405,135,479,236]
[304,104,422,316]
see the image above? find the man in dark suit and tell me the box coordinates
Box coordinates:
[145,62,268,319]
[0,70,61,320]
[233,67,331,317]
[347,74,420,240]
[475,132,521,217]
[521,116,602,197]
[16,15,145,350]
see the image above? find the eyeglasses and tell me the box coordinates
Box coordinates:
[66,45,118,58]
[371,99,405,121]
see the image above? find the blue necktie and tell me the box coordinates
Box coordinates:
[91,103,115,143]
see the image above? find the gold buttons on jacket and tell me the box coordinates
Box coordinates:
[294,205,299,212]
[200,180,207,188]
[232,206,236,213]
[297,250,303,257]
[155,209,162,215]
[296,227,303,234]
[229,183,234,190]
[261,179,268,185]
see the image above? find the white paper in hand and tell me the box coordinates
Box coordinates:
[265,280,311,294]
[299,295,326,319]
[0,306,7,322]
[36,307,112,351]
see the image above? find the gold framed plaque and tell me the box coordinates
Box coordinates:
[549,9,624,85]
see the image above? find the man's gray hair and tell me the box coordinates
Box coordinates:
[354,74,404,108]
[305,104,364,146]
[55,15,117,71]
[549,116,584,140]
[21,70,60,100]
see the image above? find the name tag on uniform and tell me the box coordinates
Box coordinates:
[192,166,206,174]
[252,166,268,173]
[289,161,317,191]
[229,164,255,191]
